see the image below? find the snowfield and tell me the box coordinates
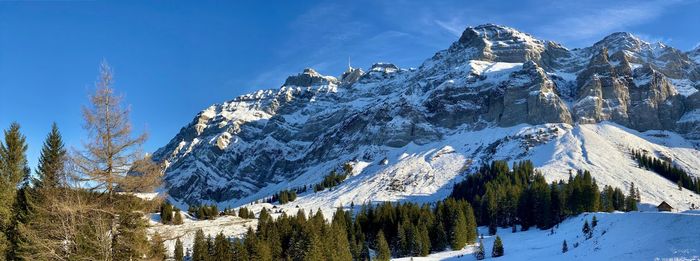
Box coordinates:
[147,212,257,256]
[394,211,700,260]
[149,121,700,259]
[149,210,700,260]
[199,122,700,218]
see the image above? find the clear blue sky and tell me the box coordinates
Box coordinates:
[1,0,699,170]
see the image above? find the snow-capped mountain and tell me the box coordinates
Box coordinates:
[153,24,700,210]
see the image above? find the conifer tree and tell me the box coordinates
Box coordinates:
[160,202,173,224]
[329,209,353,261]
[491,236,504,257]
[174,238,184,261]
[34,123,66,189]
[591,215,598,228]
[7,186,35,261]
[232,240,248,261]
[451,211,468,250]
[213,232,232,261]
[304,228,325,261]
[150,232,166,261]
[376,230,391,261]
[562,240,568,253]
[112,210,150,261]
[0,122,30,258]
[475,239,485,260]
[625,185,638,211]
[582,220,591,239]
[173,209,184,225]
[192,229,208,261]
[417,224,431,256]
[430,221,448,251]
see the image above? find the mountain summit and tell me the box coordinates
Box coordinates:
[153,24,700,208]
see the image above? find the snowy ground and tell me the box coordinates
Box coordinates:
[222,122,700,220]
[150,121,700,259]
[150,210,700,260]
[394,211,700,260]
[147,212,256,255]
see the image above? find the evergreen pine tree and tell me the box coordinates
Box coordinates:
[329,210,353,261]
[34,123,65,189]
[173,209,184,225]
[625,185,638,212]
[475,239,485,260]
[591,215,598,228]
[174,238,184,261]
[451,211,468,250]
[465,203,478,243]
[417,224,431,256]
[304,228,325,261]
[488,222,497,236]
[430,221,448,252]
[150,232,166,261]
[0,122,30,259]
[491,236,504,257]
[582,220,591,239]
[112,210,150,261]
[232,240,249,261]
[562,240,568,253]
[213,232,232,261]
[192,229,208,261]
[376,230,391,261]
[7,186,35,261]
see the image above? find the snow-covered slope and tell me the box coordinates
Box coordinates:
[152,24,700,211]
[395,211,700,260]
[217,122,700,218]
[147,212,256,255]
[149,208,700,260]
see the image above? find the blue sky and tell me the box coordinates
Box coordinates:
[1,0,699,170]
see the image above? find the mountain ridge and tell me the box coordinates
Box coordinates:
[153,24,700,208]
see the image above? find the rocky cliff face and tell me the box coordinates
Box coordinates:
[153,24,700,206]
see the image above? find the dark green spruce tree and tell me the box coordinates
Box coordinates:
[174,238,184,261]
[213,232,232,261]
[150,231,166,261]
[192,229,209,261]
[475,239,485,260]
[0,123,30,260]
[492,236,504,257]
[34,123,65,189]
[375,230,391,261]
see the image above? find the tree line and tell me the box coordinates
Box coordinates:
[313,164,352,193]
[185,197,479,261]
[188,204,220,220]
[632,149,700,193]
[450,160,637,233]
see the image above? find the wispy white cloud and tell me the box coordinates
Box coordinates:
[434,19,465,37]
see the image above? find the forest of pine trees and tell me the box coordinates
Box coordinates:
[188,204,220,220]
[267,189,299,204]
[632,149,700,193]
[185,199,478,260]
[450,160,637,231]
[313,164,353,192]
